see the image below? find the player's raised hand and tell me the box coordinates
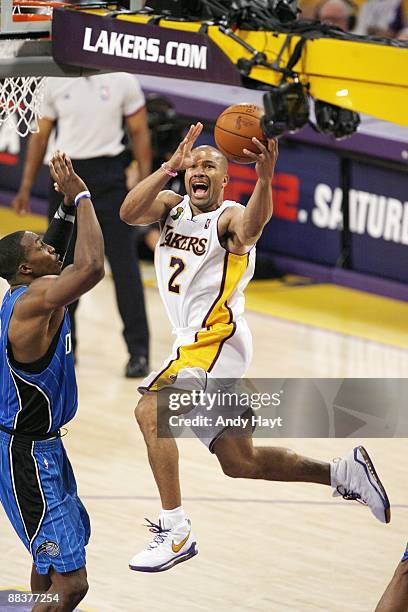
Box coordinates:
[49,151,89,205]
[243,138,278,182]
[167,123,203,171]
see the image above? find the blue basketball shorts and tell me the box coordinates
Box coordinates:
[402,542,408,562]
[0,431,90,575]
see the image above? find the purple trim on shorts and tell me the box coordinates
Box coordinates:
[208,321,236,373]
[147,348,181,391]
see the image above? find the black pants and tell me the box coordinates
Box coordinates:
[48,154,149,360]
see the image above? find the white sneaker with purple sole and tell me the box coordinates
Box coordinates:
[331,446,391,524]
[129,518,198,572]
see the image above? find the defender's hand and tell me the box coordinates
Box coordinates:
[243,138,278,183]
[167,123,203,171]
[49,151,88,205]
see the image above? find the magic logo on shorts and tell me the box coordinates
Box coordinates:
[36,540,60,558]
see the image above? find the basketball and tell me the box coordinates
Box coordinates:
[214,103,268,164]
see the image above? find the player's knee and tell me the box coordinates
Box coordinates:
[62,575,88,604]
[395,560,408,579]
[221,462,241,478]
[134,396,157,435]
[219,452,259,479]
[219,458,248,479]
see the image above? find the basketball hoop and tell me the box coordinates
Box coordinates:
[0,38,48,137]
[11,0,70,21]
[0,75,46,137]
[0,1,70,136]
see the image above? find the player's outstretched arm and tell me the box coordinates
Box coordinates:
[223,138,278,251]
[120,122,203,225]
[17,152,105,317]
[241,137,277,244]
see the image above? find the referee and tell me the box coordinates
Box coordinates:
[12,73,152,377]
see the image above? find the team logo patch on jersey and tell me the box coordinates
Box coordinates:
[36,540,60,558]
[171,207,184,221]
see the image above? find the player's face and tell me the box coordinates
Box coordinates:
[20,232,62,278]
[185,149,228,210]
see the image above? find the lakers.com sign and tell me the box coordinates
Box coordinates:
[52,9,242,85]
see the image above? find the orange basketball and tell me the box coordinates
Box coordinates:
[214,103,267,164]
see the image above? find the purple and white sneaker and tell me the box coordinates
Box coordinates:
[331,446,391,524]
[129,518,198,572]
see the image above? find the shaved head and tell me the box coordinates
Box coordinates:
[193,145,228,173]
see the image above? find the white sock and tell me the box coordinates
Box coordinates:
[330,457,344,488]
[160,506,186,530]
[330,461,338,488]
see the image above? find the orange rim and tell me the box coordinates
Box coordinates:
[13,0,71,7]
[13,13,52,20]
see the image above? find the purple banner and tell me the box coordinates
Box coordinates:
[225,142,408,283]
[223,143,342,266]
[52,9,242,86]
[350,161,408,283]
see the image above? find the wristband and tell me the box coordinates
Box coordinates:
[74,191,91,206]
[54,203,76,224]
[161,162,178,178]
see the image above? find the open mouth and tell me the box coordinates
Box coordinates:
[191,182,209,198]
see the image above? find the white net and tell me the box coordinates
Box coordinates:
[0,75,46,137]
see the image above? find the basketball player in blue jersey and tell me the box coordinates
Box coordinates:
[121,123,390,573]
[0,152,104,610]
[375,544,408,611]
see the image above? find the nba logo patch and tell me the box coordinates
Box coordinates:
[100,86,110,101]
[204,219,211,229]
[44,458,49,469]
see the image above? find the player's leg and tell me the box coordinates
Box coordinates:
[130,393,197,572]
[31,566,88,612]
[30,440,91,609]
[375,548,408,612]
[135,393,181,509]
[31,564,52,592]
[213,435,390,523]
[214,434,330,484]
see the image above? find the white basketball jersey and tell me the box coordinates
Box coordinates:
[155,196,256,333]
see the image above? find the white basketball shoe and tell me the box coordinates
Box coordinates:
[331,446,391,524]
[129,518,198,572]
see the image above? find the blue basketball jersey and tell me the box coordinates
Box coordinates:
[0,286,78,434]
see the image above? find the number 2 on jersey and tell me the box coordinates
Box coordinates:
[168,256,186,294]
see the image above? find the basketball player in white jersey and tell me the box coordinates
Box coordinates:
[120,123,390,573]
